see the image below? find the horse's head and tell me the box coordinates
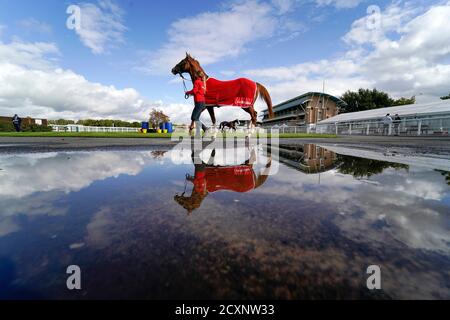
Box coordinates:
[171,53,207,78]
[174,192,207,215]
[171,53,192,76]
[236,119,241,126]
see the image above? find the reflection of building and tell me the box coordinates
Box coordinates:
[0,116,48,126]
[261,92,347,127]
[276,144,337,174]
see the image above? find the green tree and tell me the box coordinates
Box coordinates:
[436,170,450,185]
[340,89,415,113]
[335,155,409,178]
[393,96,415,106]
[48,119,76,125]
[75,119,141,127]
[440,93,450,100]
[149,108,170,129]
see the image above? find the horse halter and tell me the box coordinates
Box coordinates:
[179,73,190,100]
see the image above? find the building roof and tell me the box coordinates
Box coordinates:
[318,100,450,124]
[262,92,347,116]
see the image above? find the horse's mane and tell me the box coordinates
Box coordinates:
[187,55,208,79]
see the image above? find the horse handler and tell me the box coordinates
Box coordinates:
[185,70,208,136]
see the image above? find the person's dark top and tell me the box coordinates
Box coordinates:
[12,115,21,124]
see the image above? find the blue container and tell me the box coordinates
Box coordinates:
[141,122,149,130]
[166,122,173,133]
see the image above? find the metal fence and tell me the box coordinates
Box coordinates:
[315,116,450,136]
[51,125,140,133]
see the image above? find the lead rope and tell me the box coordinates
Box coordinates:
[180,74,190,100]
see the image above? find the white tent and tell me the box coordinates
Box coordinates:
[319,100,450,124]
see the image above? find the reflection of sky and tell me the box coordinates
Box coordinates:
[0,148,449,299]
[259,164,450,254]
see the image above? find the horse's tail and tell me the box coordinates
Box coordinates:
[256,83,274,119]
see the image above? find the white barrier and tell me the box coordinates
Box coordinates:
[316,115,450,136]
[51,125,140,133]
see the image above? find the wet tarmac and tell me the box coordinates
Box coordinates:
[0,142,449,299]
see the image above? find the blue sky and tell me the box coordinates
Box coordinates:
[1,0,449,123]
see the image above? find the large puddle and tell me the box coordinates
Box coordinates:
[0,143,449,299]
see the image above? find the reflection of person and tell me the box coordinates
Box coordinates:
[174,146,271,215]
[186,70,207,136]
[382,114,392,136]
[12,114,22,132]
[393,114,401,136]
[174,148,212,215]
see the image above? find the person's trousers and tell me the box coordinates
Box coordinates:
[13,124,21,132]
[191,102,207,132]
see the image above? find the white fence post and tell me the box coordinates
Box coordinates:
[417,120,422,136]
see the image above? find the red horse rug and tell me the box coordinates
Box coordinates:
[193,166,256,194]
[205,78,257,108]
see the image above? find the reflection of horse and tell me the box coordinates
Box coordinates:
[174,146,272,215]
[219,119,240,132]
[171,53,274,130]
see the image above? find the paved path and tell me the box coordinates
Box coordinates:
[1,136,450,155]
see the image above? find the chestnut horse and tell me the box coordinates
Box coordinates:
[171,53,274,129]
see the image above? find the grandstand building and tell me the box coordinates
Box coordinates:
[261,92,347,127]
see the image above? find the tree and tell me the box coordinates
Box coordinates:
[393,96,415,106]
[440,93,450,100]
[75,119,141,127]
[340,89,415,113]
[149,108,170,129]
[48,119,76,125]
[335,155,409,178]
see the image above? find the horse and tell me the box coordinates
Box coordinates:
[171,53,274,132]
[174,145,272,215]
[219,119,240,132]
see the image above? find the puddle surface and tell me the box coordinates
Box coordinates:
[0,144,449,299]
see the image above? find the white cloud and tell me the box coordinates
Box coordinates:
[74,0,126,54]
[243,2,450,103]
[315,0,363,9]
[17,18,53,34]
[272,0,296,14]
[0,39,190,122]
[139,0,303,74]
[0,40,60,69]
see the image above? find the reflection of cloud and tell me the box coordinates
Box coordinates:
[0,150,157,238]
[0,217,19,237]
[259,164,450,254]
[85,207,116,249]
[0,151,154,200]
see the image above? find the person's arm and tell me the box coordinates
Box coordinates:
[186,80,201,96]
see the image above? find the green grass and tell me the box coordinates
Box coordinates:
[0,132,336,139]
[0,132,172,138]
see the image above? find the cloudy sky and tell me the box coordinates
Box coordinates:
[1,0,450,123]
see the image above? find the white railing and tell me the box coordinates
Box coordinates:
[51,125,140,133]
[315,115,450,136]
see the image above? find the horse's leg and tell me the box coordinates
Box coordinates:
[206,106,216,126]
[242,108,253,137]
